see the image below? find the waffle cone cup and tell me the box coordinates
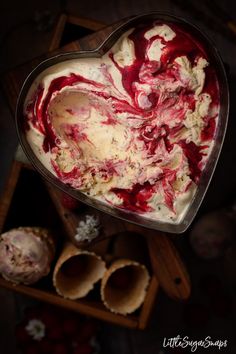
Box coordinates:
[53,242,106,299]
[101,259,150,315]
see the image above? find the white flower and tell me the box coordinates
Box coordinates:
[25,319,45,341]
[90,336,101,354]
[75,215,100,242]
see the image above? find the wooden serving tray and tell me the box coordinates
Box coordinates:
[0,14,191,329]
[0,160,158,329]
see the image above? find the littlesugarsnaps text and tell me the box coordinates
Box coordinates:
[163,335,227,352]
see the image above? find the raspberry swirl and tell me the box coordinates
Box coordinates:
[24,22,219,223]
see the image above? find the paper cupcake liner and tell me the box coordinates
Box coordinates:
[53,242,106,300]
[101,259,150,315]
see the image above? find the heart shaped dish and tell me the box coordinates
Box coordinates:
[16,13,229,233]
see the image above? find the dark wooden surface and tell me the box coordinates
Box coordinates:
[1,2,236,353]
[0,277,139,329]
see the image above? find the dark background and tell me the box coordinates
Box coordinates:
[0,0,236,353]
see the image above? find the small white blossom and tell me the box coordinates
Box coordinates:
[90,336,101,353]
[75,215,100,242]
[25,319,45,341]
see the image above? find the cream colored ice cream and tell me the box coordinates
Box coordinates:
[24,22,219,224]
[0,227,55,284]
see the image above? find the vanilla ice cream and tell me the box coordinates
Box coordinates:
[0,227,55,284]
[23,22,219,224]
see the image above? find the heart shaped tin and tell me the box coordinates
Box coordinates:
[15,12,229,233]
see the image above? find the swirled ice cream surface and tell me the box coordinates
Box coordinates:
[24,22,219,224]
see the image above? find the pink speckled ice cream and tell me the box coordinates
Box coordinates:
[0,227,55,285]
[24,22,219,224]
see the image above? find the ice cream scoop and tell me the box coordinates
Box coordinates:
[0,227,55,285]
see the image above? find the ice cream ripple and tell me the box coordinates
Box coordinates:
[24,22,219,223]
